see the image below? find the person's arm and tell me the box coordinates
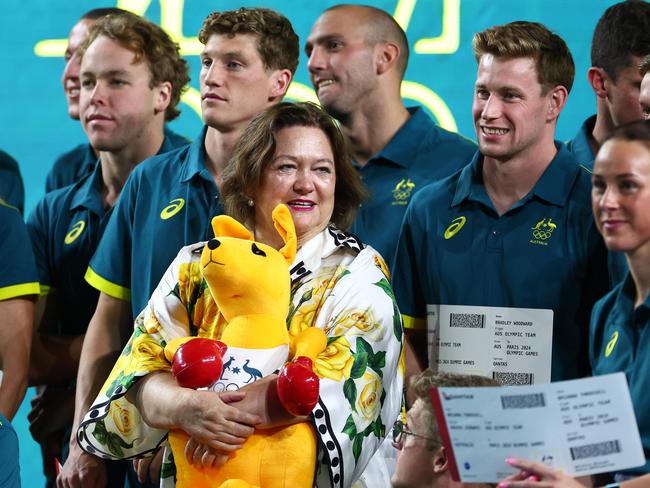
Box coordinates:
[498,458,593,488]
[29,293,84,385]
[126,371,261,450]
[0,296,34,420]
[58,293,131,488]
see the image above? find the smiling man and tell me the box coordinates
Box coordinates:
[64,7,298,488]
[305,5,475,269]
[26,12,190,488]
[393,22,609,384]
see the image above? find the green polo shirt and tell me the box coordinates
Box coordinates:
[28,136,179,335]
[87,127,223,317]
[45,127,189,192]
[351,107,476,268]
[0,202,39,300]
[392,143,609,381]
[0,151,24,215]
[590,273,650,475]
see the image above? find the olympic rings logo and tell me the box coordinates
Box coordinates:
[64,220,86,244]
[160,198,185,220]
[532,229,553,240]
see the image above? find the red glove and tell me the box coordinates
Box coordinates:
[172,339,227,389]
[276,356,320,416]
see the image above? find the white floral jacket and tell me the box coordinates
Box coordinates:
[77,226,404,488]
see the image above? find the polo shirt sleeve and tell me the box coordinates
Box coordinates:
[391,201,426,331]
[0,204,39,300]
[85,171,138,302]
[26,195,54,295]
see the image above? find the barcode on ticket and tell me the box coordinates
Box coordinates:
[492,372,534,385]
[570,440,621,461]
[500,392,545,409]
[449,312,485,328]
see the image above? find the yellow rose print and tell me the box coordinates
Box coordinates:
[314,337,354,381]
[373,255,390,280]
[352,369,383,432]
[332,309,385,341]
[111,400,134,436]
[124,334,168,376]
[289,302,319,337]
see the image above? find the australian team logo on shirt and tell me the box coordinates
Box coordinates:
[391,178,416,205]
[444,216,466,240]
[64,220,85,245]
[160,198,185,220]
[529,218,557,246]
[605,330,619,358]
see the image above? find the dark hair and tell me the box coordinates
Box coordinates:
[409,370,498,451]
[325,4,410,78]
[81,7,128,21]
[604,119,650,150]
[221,102,366,230]
[78,13,189,121]
[473,21,575,94]
[640,54,650,77]
[198,8,299,75]
[591,0,650,81]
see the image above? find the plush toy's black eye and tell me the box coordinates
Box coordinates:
[251,243,266,257]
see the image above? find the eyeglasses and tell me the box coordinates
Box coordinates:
[392,420,438,445]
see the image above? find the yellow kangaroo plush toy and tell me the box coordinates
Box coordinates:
[165,204,327,488]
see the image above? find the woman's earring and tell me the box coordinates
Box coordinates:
[247,199,254,207]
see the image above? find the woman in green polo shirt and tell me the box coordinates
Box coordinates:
[498,120,650,487]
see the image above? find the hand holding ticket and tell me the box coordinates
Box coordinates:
[430,373,644,483]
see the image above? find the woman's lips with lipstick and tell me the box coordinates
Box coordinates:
[287,199,316,211]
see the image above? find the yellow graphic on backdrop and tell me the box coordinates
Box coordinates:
[33,0,461,130]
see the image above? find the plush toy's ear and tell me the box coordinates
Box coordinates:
[211,215,253,240]
[272,204,297,263]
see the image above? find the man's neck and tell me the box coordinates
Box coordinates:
[100,128,164,208]
[340,92,410,166]
[592,98,616,152]
[203,125,243,188]
[482,140,557,216]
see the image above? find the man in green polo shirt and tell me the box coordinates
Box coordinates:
[393,21,609,384]
[67,8,299,488]
[42,12,190,487]
[305,5,476,269]
[0,202,39,488]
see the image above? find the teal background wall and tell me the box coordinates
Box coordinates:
[2,0,618,485]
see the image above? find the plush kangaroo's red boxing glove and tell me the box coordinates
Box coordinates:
[277,356,320,416]
[172,339,227,389]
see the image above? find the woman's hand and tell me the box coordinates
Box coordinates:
[498,458,588,488]
[184,437,229,469]
[173,389,261,451]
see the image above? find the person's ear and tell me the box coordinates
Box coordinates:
[433,446,448,474]
[588,67,609,99]
[546,85,568,123]
[268,69,293,102]
[154,81,172,115]
[376,41,400,76]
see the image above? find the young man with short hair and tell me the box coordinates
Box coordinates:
[61,8,299,487]
[393,21,609,383]
[306,4,476,268]
[27,12,190,487]
[567,0,650,167]
[392,370,497,488]
[46,7,188,192]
